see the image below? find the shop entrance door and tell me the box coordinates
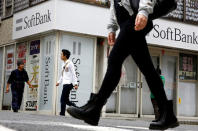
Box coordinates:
[140,50,178,117]
[141,54,160,117]
[106,56,139,117]
[161,54,178,114]
[105,49,178,118]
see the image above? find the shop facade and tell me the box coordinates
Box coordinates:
[0,0,198,120]
[106,19,198,120]
[0,0,108,115]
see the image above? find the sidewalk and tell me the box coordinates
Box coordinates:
[0,111,198,131]
[1,110,198,125]
[104,115,198,125]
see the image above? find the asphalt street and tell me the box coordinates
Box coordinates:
[0,111,198,131]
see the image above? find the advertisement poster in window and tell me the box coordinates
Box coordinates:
[16,43,27,67]
[179,53,197,80]
[6,49,14,75]
[25,40,40,111]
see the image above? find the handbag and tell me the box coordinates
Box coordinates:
[129,0,177,20]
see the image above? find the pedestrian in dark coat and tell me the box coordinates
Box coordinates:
[6,60,32,112]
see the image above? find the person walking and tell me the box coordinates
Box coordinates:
[6,60,32,112]
[56,49,78,116]
[67,0,179,130]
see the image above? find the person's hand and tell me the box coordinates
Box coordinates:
[74,85,78,90]
[56,83,59,86]
[108,32,116,46]
[135,14,148,31]
[5,88,9,93]
[29,84,33,88]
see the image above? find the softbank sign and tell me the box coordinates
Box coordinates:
[15,10,52,31]
[152,25,198,44]
[24,10,51,29]
[13,0,54,39]
[146,19,198,51]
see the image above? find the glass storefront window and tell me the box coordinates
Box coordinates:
[179,53,197,80]
[2,45,15,110]
[120,56,138,114]
[178,53,198,117]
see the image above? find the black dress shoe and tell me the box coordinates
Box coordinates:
[59,112,65,116]
[152,119,159,122]
[149,115,179,130]
[69,102,78,108]
[13,110,18,113]
[67,93,105,126]
[67,106,100,126]
[149,100,179,130]
[80,93,96,110]
[152,116,161,122]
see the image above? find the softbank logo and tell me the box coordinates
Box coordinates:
[15,10,51,32]
[15,18,23,31]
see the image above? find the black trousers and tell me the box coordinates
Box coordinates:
[151,98,160,120]
[60,84,75,115]
[11,84,24,111]
[97,19,168,110]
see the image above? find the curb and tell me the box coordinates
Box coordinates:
[179,120,198,125]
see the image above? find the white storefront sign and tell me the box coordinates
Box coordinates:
[55,0,109,37]
[13,0,55,39]
[13,0,109,40]
[146,19,198,51]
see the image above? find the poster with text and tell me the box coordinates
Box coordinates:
[179,53,197,80]
[25,40,40,111]
[6,49,14,75]
[16,43,27,68]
